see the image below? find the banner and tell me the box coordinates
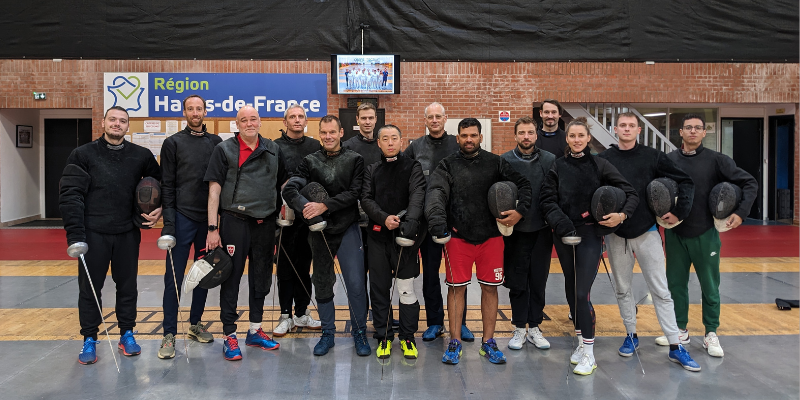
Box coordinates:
[104,73,328,118]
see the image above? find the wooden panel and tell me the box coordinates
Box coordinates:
[1,257,796,276]
[0,304,795,340]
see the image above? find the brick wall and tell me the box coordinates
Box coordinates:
[2,59,798,220]
[795,103,799,225]
[1,60,797,153]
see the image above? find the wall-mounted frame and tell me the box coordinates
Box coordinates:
[16,125,33,148]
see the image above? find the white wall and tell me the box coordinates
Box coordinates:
[0,109,41,223]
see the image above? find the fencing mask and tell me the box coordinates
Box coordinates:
[591,185,626,236]
[647,177,682,229]
[300,182,329,231]
[488,181,518,236]
[183,247,233,293]
[133,177,161,229]
[708,182,743,232]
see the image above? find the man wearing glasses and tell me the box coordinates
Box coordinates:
[665,114,757,358]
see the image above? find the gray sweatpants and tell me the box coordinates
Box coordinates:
[606,230,680,344]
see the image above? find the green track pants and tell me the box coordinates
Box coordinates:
[665,227,721,334]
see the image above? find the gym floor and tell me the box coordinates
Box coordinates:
[0,223,797,399]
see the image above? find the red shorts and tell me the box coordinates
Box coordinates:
[443,236,504,286]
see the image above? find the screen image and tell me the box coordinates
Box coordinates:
[333,55,398,95]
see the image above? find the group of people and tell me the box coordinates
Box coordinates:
[344,67,390,90]
[60,96,756,376]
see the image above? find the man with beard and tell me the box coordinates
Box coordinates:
[535,99,567,158]
[60,106,162,365]
[157,95,221,359]
[403,102,473,343]
[501,116,556,351]
[426,118,532,365]
[362,124,426,359]
[205,106,287,361]
[272,104,322,337]
[282,115,371,357]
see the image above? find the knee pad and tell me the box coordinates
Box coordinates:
[397,278,417,305]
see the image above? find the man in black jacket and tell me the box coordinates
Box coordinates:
[273,104,322,337]
[60,106,162,365]
[204,106,287,361]
[665,113,758,358]
[282,115,371,357]
[362,124,427,360]
[158,95,221,359]
[599,112,700,371]
[343,102,382,166]
[404,102,472,342]
[535,99,567,158]
[343,102,382,313]
[501,117,556,351]
[426,118,532,366]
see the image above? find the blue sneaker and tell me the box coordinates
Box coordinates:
[118,330,141,356]
[223,334,243,361]
[461,325,475,342]
[442,339,462,364]
[479,338,507,364]
[422,325,444,341]
[618,335,639,357]
[245,328,280,350]
[313,330,335,356]
[669,344,701,372]
[78,338,99,365]
[353,330,371,356]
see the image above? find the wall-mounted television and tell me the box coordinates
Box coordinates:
[331,54,400,95]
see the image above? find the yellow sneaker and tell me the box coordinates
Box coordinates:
[400,339,418,359]
[376,339,391,359]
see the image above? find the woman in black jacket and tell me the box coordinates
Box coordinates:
[539,117,638,375]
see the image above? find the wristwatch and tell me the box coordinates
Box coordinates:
[208,225,218,232]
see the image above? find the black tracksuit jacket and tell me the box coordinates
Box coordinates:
[159,126,222,236]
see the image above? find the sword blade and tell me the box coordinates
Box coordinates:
[79,253,120,373]
[167,248,189,363]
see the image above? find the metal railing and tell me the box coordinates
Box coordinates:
[580,103,676,153]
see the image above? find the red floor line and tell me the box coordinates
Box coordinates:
[1,225,797,260]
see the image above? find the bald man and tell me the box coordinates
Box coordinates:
[204,106,288,361]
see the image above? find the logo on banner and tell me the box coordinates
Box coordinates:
[498,111,510,122]
[104,73,149,117]
[227,245,236,256]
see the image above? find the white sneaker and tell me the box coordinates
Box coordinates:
[508,327,526,350]
[573,354,597,375]
[293,309,322,330]
[656,329,690,346]
[526,327,551,349]
[570,343,585,365]
[703,332,724,357]
[273,314,295,337]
